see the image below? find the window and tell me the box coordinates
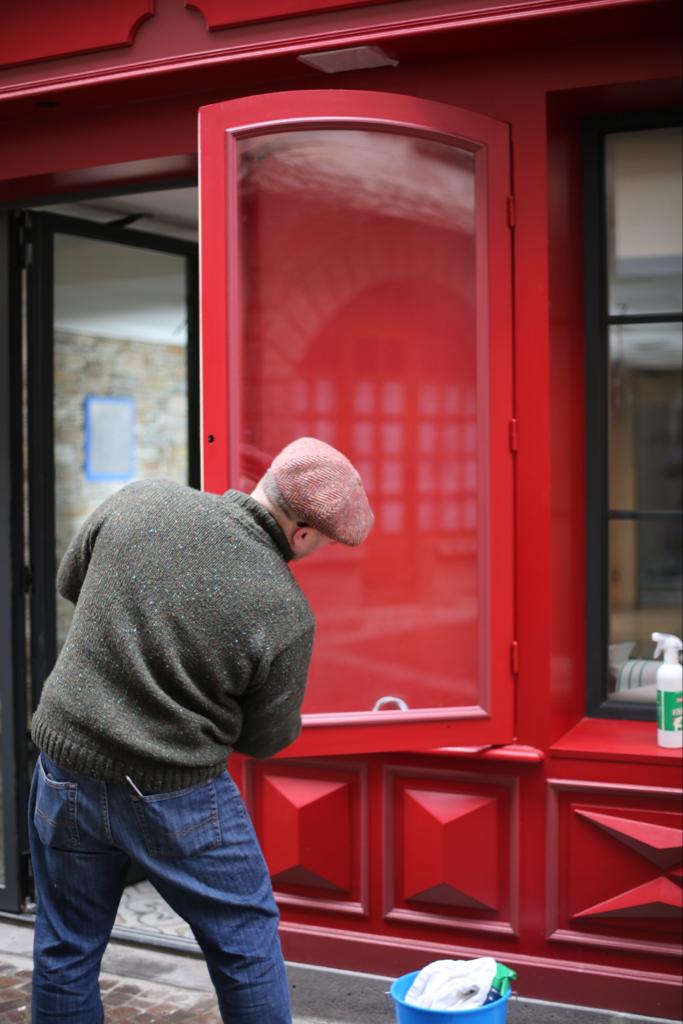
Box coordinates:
[199,90,515,754]
[585,114,683,718]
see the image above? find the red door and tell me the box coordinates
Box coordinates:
[199,90,515,755]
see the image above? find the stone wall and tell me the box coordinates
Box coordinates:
[53,329,188,648]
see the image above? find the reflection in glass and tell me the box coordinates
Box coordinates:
[606,127,683,316]
[609,322,683,512]
[237,128,481,715]
[53,235,190,650]
[608,518,683,702]
[603,123,683,707]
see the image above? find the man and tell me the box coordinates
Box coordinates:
[28,436,374,1024]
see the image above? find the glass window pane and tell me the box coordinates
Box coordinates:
[0,703,3,885]
[608,517,683,703]
[237,128,481,715]
[53,234,190,650]
[608,322,683,511]
[606,127,683,315]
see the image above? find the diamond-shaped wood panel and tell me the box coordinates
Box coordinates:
[573,877,683,920]
[548,780,683,956]
[246,760,367,915]
[385,766,517,936]
[574,810,682,870]
[403,790,499,910]
[262,776,350,891]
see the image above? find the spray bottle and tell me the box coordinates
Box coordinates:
[652,632,683,748]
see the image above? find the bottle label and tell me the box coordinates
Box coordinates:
[657,689,683,733]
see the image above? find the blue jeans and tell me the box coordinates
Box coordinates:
[28,753,291,1024]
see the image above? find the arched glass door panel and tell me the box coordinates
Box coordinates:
[199,91,514,754]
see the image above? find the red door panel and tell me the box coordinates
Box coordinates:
[245,758,368,917]
[199,90,514,755]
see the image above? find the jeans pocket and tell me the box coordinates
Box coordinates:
[33,755,80,849]
[131,778,222,860]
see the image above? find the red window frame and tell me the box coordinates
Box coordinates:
[198,89,515,755]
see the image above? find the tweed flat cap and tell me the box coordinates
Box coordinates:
[266,437,374,546]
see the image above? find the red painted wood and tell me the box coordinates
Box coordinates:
[428,743,545,761]
[547,779,683,955]
[551,718,683,765]
[403,791,500,909]
[384,763,518,936]
[0,3,681,1014]
[186,0,388,30]
[2,0,675,109]
[198,88,515,755]
[262,776,352,890]
[575,810,683,868]
[573,877,683,920]
[0,156,197,208]
[246,759,368,914]
[0,0,153,70]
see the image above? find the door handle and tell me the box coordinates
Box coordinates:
[372,695,409,712]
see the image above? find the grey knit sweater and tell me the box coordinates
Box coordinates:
[31,480,315,791]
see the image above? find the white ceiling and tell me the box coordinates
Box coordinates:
[39,187,198,345]
[41,186,199,240]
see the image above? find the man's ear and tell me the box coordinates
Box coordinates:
[290,524,332,560]
[290,524,312,551]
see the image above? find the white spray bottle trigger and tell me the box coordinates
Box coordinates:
[651,632,683,664]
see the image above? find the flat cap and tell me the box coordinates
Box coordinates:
[266,437,374,546]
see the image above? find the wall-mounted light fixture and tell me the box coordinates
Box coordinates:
[297,44,398,74]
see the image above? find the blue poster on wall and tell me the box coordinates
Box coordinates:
[84,395,136,482]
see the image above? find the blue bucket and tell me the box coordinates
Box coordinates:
[390,971,512,1023]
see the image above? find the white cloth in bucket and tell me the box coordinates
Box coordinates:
[405,958,497,1010]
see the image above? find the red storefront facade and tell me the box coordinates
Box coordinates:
[0,0,681,1017]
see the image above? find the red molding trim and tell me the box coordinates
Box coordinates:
[0,0,661,103]
[0,1,154,71]
[547,927,682,958]
[547,778,683,796]
[385,907,516,936]
[185,0,389,31]
[301,705,488,729]
[425,743,544,761]
[0,155,197,207]
[275,893,368,916]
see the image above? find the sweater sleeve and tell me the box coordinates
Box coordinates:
[56,497,111,604]
[233,625,315,759]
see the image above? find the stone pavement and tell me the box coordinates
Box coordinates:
[0,919,679,1024]
[0,918,328,1024]
[0,955,223,1022]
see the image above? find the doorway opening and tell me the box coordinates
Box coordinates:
[2,183,202,948]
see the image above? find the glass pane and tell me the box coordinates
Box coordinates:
[237,128,481,716]
[606,127,683,315]
[609,322,683,511]
[53,234,190,650]
[608,517,683,703]
[0,697,4,885]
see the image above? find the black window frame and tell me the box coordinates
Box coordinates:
[0,213,29,912]
[584,109,683,720]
